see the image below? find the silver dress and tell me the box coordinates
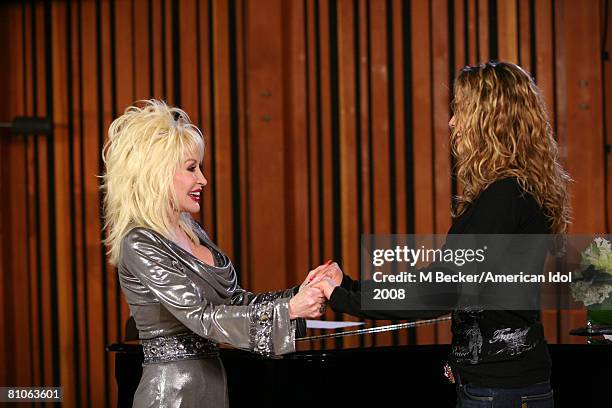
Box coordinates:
[118,219,297,408]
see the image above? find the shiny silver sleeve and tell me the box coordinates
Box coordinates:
[121,229,296,356]
[230,287,298,306]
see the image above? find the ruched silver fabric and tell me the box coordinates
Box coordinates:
[118,217,297,407]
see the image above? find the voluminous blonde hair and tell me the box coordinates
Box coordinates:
[101,99,205,265]
[450,61,571,233]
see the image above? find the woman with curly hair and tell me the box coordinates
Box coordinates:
[102,99,327,407]
[315,61,571,407]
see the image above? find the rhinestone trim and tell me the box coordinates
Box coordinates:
[249,301,274,357]
[141,332,218,365]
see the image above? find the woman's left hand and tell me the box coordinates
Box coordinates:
[300,261,332,292]
[300,261,343,293]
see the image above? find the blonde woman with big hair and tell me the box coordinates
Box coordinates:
[102,99,330,407]
[315,61,570,407]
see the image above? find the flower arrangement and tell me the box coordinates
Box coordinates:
[570,237,612,307]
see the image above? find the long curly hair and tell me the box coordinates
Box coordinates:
[101,99,205,265]
[450,61,571,233]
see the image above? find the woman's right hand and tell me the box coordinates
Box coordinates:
[289,286,326,319]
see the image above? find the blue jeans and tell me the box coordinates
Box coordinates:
[456,381,554,408]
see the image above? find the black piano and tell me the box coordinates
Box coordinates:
[110,341,611,407]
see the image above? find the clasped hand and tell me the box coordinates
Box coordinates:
[288,261,343,320]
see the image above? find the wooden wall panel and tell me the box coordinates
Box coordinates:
[283,0,314,351]
[197,0,215,239]
[1,0,31,391]
[368,0,393,348]
[477,0,490,62]
[556,0,605,344]
[212,0,234,256]
[606,0,612,236]
[535,0,559,345]
[50,1,76,403]
[337,0,361,349]
[81,1,106,406]
[498,0,518,62]
[411,0,435,345]
[245,0,288,293]
[0,0,608,405]
[431,0,453,344]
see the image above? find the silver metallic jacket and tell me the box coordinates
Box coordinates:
[118,220,297,358]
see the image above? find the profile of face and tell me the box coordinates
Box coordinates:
[173,152,207,213]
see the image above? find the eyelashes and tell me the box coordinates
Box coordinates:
[187,165,204,173]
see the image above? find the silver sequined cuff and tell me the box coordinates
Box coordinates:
[248,301,275,356]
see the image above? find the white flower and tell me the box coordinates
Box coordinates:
[571,237,612,306]
[571,281,612,306]
[580,237,612,275]
[594,237,612,251]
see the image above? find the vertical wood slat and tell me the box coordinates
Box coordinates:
[24,0,41,390]
[368,0,394,347]
[236,0,250,288]
[300,0,322,349]
[605,0,612,234]
[534,0,559,344]
[316,0,339,349]
[391,0,409,345]
[80,0,106,404]
[0,54,5,386]
[411,0,435,344]
[467,0,477,64]
[556,0,605,343]
[164,0,175,105]
[357,0,373,347]
[34,0,56,389]
[114,0,135,332]
[76,1,93,403]
[151,0,163,99]
[100,0,117,402]
[498,0,518,62]
[244,0,288,292]
[454,0,466,68]
[212,0,235,256]
[50,0,76,402]
[1,3,31,388]
[178,0,199,145]
[336,0,362,350]
[70,0,89,401]
[318,0,333,269]
[0,123,6,387]
[518,0,532,72]
[306,0,321,268]
[198,0,215,239]
[283,0,310,285]
[133,0,151,100]
[284,0,312,351]
[431,0,453,344]
[477,0,489,62]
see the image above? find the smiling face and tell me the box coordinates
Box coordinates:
[172,152,207,214]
